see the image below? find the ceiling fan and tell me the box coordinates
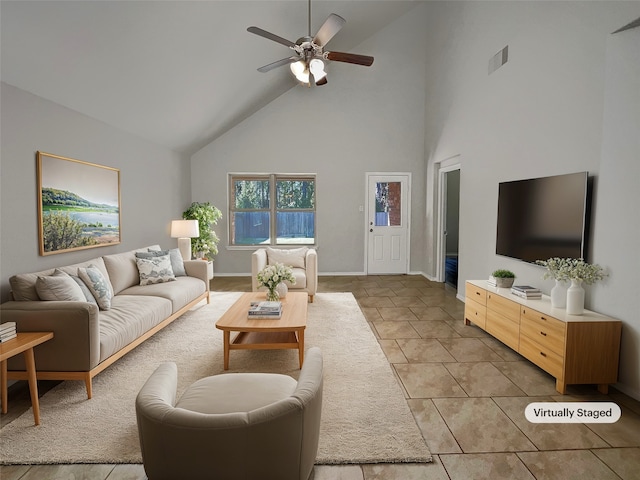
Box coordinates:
[247,0,374,86]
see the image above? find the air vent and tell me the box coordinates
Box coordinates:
[488,45,508,75]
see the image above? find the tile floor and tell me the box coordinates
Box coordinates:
[2,275,640,480]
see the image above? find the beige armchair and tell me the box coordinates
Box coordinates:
[136,347,324,480]
[252,247,317,302]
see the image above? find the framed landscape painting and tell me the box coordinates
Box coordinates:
[37,151,121,255]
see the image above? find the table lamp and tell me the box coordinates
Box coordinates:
[171,220,199,261]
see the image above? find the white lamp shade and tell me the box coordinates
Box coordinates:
[171,220,199,238]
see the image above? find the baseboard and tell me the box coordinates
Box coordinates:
[613,382,640,402]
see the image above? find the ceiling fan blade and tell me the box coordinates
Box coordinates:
[257,56,298,73]
[313,13,346,47]
[247,26,296,48]
[325,51,374,67]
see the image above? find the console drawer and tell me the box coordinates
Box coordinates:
[487,292,520,318]
[486,309,519,351]
[466,283,487,306]
[520,307,565,356]
[465,298,486,329]
[520,334,564,378]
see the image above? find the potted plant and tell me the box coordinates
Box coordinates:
[490,269,515,288]
[182,202,222,260]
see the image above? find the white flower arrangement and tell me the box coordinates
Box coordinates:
[256,263,296,291]
[536,257,607,285]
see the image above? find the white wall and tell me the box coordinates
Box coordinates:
[0,83,191,302]
[191,5,429,275]
[422,2,640,398]
[590,28,640,399]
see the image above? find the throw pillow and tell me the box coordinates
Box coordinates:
[135,254,176,286]
[70,275,98,305]
[267,247,308,269]
[35,269,86,302]
[168,248,187,276]
[138,248,186,277]
[78,265,114,310]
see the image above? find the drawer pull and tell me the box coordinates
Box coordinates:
[476,291,481,296]
[540,331,547,336]
[541,316,547,321]
[540,352,547,357]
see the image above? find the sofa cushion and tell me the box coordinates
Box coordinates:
[78,265,114,310]
[267,247,308,269]
[10,257,110,301]
[35,269,86,302]
[289,267,307,289]
[103,251,138,295]
[135,254,176,286]
[176,373,297,414]
[119,276,206,313]
[99,295,173,362]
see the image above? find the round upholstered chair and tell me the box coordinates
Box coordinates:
[135,347,323,480]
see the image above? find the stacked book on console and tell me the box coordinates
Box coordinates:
[248,301,282,319]
[0,321,17,343]
[510,285,542,299]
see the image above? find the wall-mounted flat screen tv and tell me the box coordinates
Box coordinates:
[496,171,590,263]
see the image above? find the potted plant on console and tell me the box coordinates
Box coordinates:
[182,202,222,269]
[489,269,515,288]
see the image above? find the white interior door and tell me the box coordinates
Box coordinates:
[366,174,410,274]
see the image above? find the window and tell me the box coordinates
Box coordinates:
[229,174,315,246]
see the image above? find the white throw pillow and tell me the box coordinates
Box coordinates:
[267,247,308,269]
[135,254,176,286]
[78,265,114,310]
[35,269,86,302]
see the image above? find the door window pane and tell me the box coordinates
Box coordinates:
[375,182,401,226]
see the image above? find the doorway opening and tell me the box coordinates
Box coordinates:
[436,162,460,288]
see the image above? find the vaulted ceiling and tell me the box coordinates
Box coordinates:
[1,1,419,155]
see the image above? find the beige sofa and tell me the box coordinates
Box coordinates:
[251,247,317,302]
[0,245,209,399]
[136,347,323,480]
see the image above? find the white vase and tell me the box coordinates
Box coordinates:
[566,279,585,315]
[275,282,288,299]
[550,279,568,308]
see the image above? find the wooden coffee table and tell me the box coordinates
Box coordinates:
[215,292,308,370]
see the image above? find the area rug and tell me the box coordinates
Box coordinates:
[0,292,431,465]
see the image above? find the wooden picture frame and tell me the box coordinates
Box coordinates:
[37,151,121,255]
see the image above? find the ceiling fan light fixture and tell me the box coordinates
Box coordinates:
[309,58,327,83]
[290,60,310,84]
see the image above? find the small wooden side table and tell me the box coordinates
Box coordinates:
[0,332,54,425]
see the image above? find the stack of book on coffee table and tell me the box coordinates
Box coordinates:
[0,321,17,342]
[248,301,282,319]
[510,285,542,299]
